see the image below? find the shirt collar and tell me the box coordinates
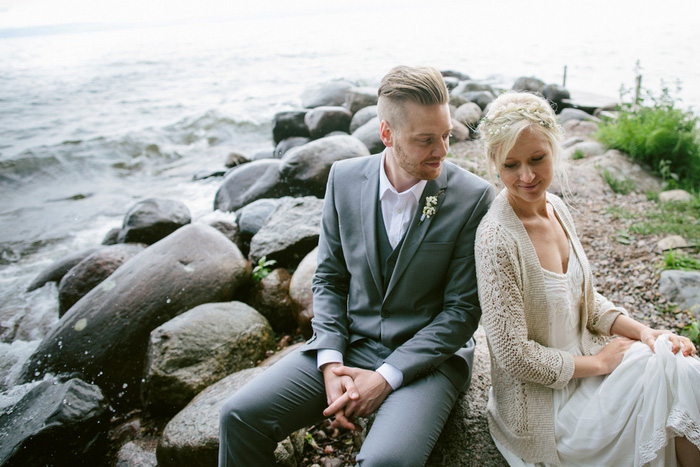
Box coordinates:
[379,151,427,203]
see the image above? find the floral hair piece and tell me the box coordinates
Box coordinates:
[480,107,552,136]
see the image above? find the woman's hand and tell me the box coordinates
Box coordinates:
[596,337,636,375]
[640,328,697,357]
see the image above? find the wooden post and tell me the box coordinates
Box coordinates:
[563,65,567,87]
[634,74,642,108]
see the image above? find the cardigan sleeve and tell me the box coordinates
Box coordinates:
[476,218,575,390]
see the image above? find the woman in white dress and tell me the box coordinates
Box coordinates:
[474,91,700,466]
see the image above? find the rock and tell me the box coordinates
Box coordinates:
[273,110,310,145]
[558,108,601,124]
[141,302,275,414]
[443,76,460,91]
[156,367,306,467]
[304,106,353,140]
[0,377,110,467]
[237,198,281,239]
[247,268,299,334]
[275,136,311,158]
[460,91,495,111]
[117,198,191,245]
[512,76,545,93]
[441,70,470,81]
[116,441,157,467]
[280,135,370,198]
[352,117,384,154]
[197,210,241,248]
[542,84,571,113]
[224,151,249,168]
[453,81,494,94]
[26,247,102,292]
[350,105,378,133]
[18,224,249,408]
[657,235,689,251]
[57,243,146,316]
[454,102,482,128]
[582,150,662,194]
[658,189,692,204]
[102,228,120,245]
[344,86,378,115]
[561,119,599,139]
[214,159,291,213]
[249,196,323,269]
[563,159,612,197]
[562,140,606,160]
[426,327,507,466]
[250,148,275,161]
[289,247,318,338]
[659,270,700,316]
[301,80,354,109]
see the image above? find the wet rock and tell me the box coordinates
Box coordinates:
[344,86,378,115]
[102,228,120,245]
[658,189,692,204]
[58,243,146,317]
[275,136,311,158]
[512,76,545,93]
[273,110,310,145]
[658,270,700,316]
[19,224,248,408]
[156,367,306,467]
[117,198,191,245]
[237,198,282,240]
[197,210,241,248]
[352,117,384,154]
[247,268,299,334]
[280,135,370,198]
[249,196,323,269]
[0,377,110,467]
[289,247,317,339]
[115,441,157,467]
[350,105,378,133]
[301,80,354,109]
[142,301,275,414]
[304,106,352,140]
[426,327,507,467]
[214,159,291,213]
[26,247,102,292]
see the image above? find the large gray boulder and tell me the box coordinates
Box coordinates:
[26,247,102,292]
[247,268,299,334]
[344,86,378,115]
[542,84,571,113]
[236,198,282,240]
[214,159,290,212]
[274,136,310,158]
[248,196,324,268]
[304,106,353,139]
[350,105,378,133]
[512,76,545,93]
[301,80,354,109]
[582,150,662,194]
[141,301,275,414]
[454,102,483,129]
[352,117,384,154]
[0,377,110,467]
[280,135,370,197]
[272,110,310,145]
[289,247,318,339]
[117,198,191,245]
[57,243,146,316]
[115,441,157,467]
[18,224,249,408]
[156,367,306,467]
[659,270,700,318]
[426,326,507,466]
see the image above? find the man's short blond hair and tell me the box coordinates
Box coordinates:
[377,66,449,131]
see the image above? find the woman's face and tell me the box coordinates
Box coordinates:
[498,127,554,206]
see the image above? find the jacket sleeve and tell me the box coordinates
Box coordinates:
[476,219,575,390]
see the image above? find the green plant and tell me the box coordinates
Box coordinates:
[572,149,585,160]
[630,194,700,242]
[252,256,277,282]
[603,169,635,194]
[682,311,700,347]
[658,249,700,272]
[594,82,700,190]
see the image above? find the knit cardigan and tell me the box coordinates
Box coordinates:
[475,190,627,465]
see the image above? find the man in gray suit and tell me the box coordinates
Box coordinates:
[219,65,495,466]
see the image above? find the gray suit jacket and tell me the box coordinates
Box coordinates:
[304,153,495,389]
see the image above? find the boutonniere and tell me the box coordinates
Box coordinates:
[419,189,445,224]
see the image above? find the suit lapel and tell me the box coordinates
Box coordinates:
[383,167,449,301]
[360,156,384,296]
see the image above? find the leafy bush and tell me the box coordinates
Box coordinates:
[594,85,700,190]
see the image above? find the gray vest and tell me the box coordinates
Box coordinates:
[376,198,406,293]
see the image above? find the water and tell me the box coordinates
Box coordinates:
[1,0,699,394]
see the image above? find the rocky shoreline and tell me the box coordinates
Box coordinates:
[1,71,698,467]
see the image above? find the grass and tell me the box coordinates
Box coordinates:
[629,196,700,242]
[603,169,636,194]
[594,84,700,191]
[658,249,700,272]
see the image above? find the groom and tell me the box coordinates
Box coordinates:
[219,65,494,465]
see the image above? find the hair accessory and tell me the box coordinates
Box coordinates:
[480,108,553,136]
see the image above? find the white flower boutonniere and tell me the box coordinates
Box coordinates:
[419,189,445,224]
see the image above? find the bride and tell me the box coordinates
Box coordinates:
[475,91,700,466]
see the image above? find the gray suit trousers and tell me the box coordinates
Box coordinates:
[219,339,472,466]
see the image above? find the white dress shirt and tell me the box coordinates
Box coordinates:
[317,152,426,390]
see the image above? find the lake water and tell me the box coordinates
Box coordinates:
[1,0,699,394]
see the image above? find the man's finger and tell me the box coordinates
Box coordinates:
[332,365,358,378]
[330,412,356,431]
[323,392,351,417]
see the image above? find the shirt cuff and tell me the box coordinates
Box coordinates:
[317,349,343,370]
[376,362,403,390]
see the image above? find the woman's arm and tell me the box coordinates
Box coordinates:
[611,314,696,357]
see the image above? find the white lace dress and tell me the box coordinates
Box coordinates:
[492,244,700,467]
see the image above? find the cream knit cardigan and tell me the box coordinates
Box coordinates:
[475,190,628,465]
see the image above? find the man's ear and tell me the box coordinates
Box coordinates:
[379,120,393,147]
